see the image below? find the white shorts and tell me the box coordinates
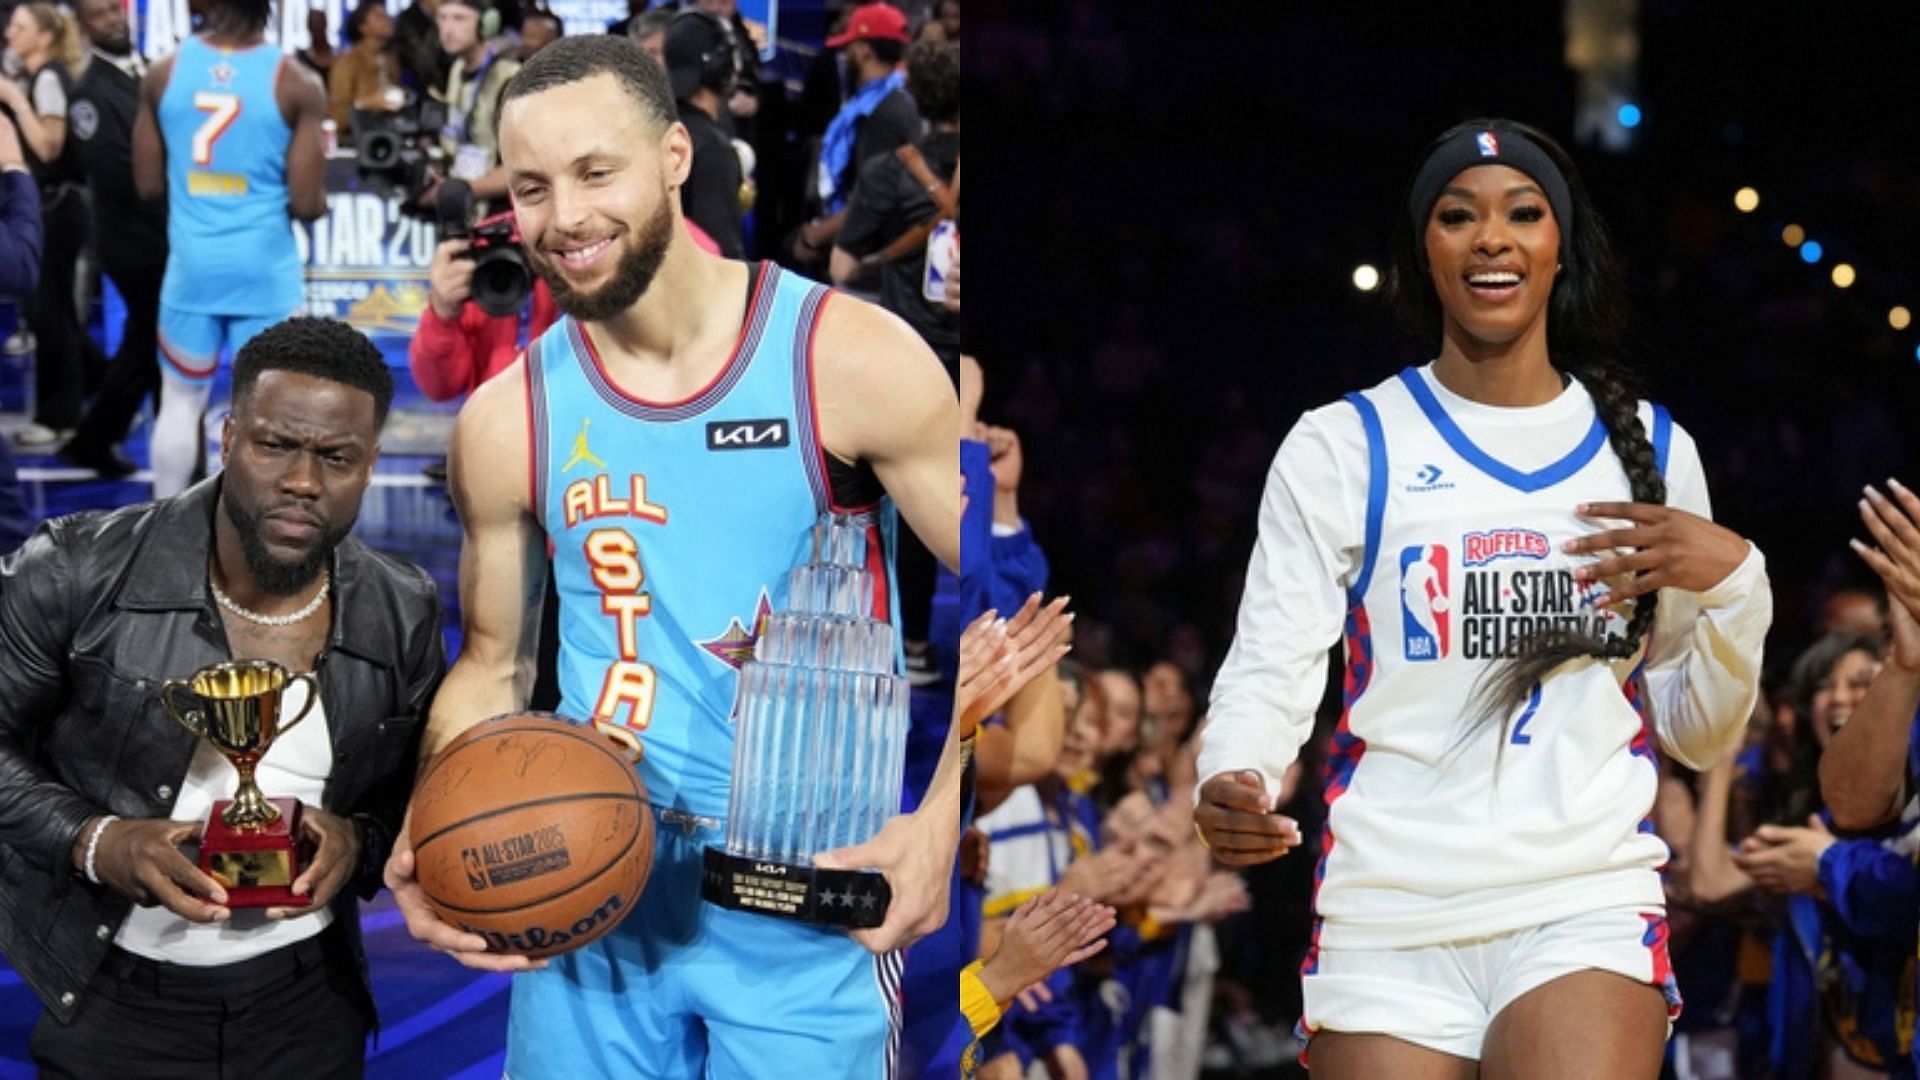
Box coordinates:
[1299,905,1681,1061]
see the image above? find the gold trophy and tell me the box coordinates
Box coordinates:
[160,659,318,907]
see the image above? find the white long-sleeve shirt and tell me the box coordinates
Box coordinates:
[1199,364,1771,950]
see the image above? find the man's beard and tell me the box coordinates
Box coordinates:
[222,496,352,596]
[531,194,675,323]
[95,34,132,55]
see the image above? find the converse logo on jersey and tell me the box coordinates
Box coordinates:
[1406,463,1456,493]
[706,419,790,451]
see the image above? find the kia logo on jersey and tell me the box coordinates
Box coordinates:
[706,419,790,451]
[1399,544,1451,660]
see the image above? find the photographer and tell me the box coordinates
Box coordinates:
[409,193,725,402]
[431,0,516,204]
[409,181,553,403]
[666,9,744,258]
[410,222,555,403]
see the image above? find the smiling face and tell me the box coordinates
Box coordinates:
[1811,648,1880,748]
[499,72,689,322]
[1424,163,1562,357]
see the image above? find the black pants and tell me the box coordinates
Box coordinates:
[30,922,373,1080]
[29,185,108,430]
[69,260,164,453]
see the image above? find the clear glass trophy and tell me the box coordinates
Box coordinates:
[701,514,909,929]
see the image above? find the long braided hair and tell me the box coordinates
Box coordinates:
[1385,119,1667,742]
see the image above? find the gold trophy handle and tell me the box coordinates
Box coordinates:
[276,672,320,739]
[159,678,208,740]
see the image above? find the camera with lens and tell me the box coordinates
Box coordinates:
[351,97,448,211]
[435,177,534,318]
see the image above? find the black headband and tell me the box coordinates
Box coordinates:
[1407,128,1574,239]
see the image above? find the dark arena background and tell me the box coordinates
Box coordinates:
[967,2,1920,1077]
[2,0,1919,1076]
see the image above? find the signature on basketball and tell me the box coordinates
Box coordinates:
[490,734,570,782]
[418,763,473,803]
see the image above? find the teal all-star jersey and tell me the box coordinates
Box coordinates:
[528,261,897,820]
[157,35,302,317]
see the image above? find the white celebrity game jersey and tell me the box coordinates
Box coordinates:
[1201,364,1770,951]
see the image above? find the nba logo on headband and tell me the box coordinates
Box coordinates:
[1475,131,1500,157]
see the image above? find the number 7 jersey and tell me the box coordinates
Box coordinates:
[157,35,302,317]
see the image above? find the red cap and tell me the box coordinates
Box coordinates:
[826,3,909,48]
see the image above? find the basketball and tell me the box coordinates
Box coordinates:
[409,713,653,959]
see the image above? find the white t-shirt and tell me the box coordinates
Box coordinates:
[29,66,65,120]
[976,785,1078,919]
[116,678,335,964]
[1199,363,1771,950]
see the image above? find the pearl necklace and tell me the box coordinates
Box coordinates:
[210,569,330,627]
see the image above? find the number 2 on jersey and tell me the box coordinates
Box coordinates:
[1509,682,1543,745]
[191,92,241,167]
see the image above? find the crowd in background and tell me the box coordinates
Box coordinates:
[13,2,1920,1078]
[0,0,962,468]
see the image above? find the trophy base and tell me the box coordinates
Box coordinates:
[202,797,315,908]
[700,847,890,930]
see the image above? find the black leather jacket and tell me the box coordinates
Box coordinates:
[0,478,444,1022]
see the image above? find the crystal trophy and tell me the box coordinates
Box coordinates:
[701,514,910,929]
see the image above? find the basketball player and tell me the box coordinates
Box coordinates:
[1195,120,1773,1080]
[133,0,327,498]
[383,37,962,1077]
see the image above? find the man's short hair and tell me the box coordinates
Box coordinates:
[210,0,272,36]
[232,317,396,427]
[630,8,674,41]
[502,34,676,130]
[906,39,956,124]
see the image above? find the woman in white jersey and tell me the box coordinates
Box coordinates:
[1194,119,1772,1079]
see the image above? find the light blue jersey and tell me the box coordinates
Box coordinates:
[511,262,903,1078]
[158,36,302,317]
[530,260,896,820]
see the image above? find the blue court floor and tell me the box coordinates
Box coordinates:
[0,303,509,1074]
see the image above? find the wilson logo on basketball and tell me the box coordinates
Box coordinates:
[463,824,573,889]
[457,891,629,954]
